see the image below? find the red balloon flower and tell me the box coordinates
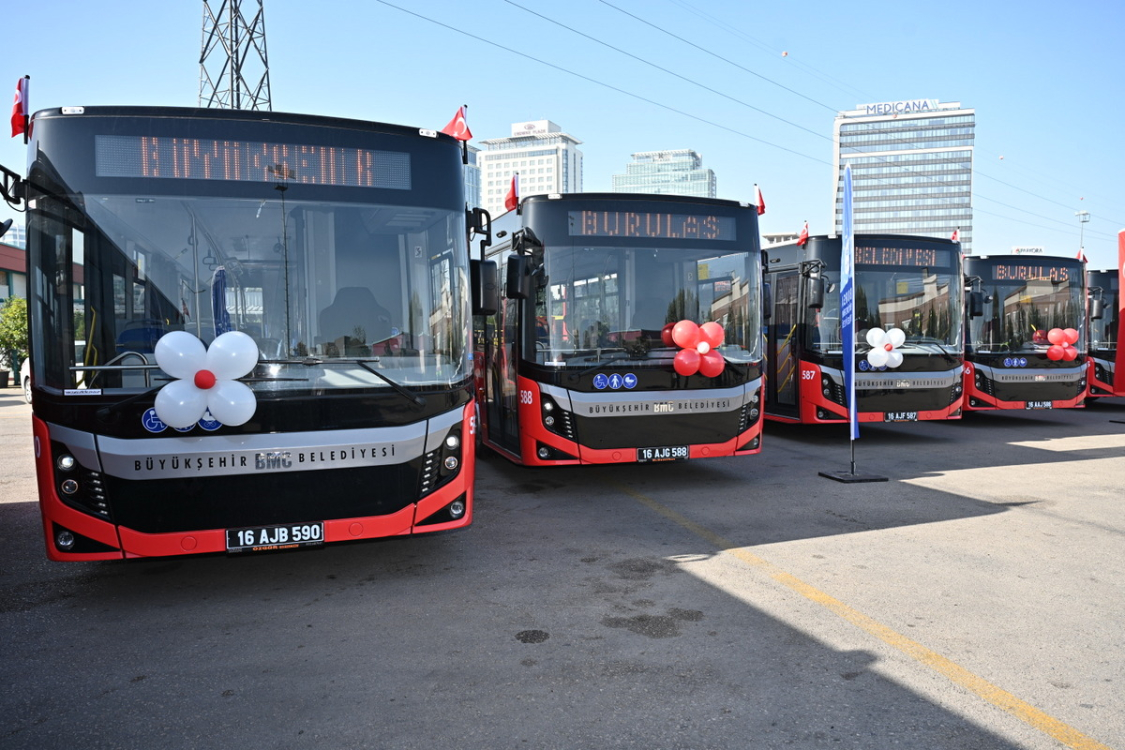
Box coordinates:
[1045,327,1079,361]
[665,320,725,377]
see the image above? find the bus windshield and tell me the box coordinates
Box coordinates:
[533,244,762,366]
[33,192,468,394]
[970,276,1085,354]
[811,266,961,354]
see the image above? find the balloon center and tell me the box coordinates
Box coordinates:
[697,342,710,354]
[194,369,217,390]
[884,343,893,351]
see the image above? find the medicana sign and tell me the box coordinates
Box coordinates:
[854,99,941,116]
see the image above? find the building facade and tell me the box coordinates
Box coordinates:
[478,120,583,216]
[832,99,974,253]
[611,149,716,198]
[463,144,481,212]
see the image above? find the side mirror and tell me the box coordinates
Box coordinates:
[806,275,825,309]
[505,254,531,300]
[969,290,985,317]
[1090,297,1104,321]
[762,281,772,321]
[471,259,499,316]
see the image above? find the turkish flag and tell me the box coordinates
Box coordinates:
[797,221,809,246]
[504,173,519,212]
[11,76,29,138]
[754,184,765,216]
[951,228,959,243]
[440,105,472,141]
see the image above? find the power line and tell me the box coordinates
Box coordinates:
[373,0,828,165]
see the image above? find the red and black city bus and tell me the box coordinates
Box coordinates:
[13,106,483,560]
[962,254,1087,411]
[474,193,765,465]
[1086,268,1121,397]
[764,234,964,424]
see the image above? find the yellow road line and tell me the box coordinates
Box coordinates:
[611,480,1113,750]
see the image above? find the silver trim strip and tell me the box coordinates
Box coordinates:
[540,380,761,418]
[96,423,429,479]
[819,365,962,390]
[973,363,1085,383]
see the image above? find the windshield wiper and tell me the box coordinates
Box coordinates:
[263,357,425,406]
[356,360,426,407]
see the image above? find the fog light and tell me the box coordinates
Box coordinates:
[444,434,460,450]
[61,479,79,495]
[823,388,830,396]
[449,500,466,519]
[57,454,77,471]
[443,456,459,470]
[537,446,550,459]
[56,530,76,551]
[544,415,555,426]
[750,408,759,418]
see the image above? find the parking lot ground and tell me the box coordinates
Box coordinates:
[1,386,1123,749]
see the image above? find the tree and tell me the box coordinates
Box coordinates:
[0,296,29,375]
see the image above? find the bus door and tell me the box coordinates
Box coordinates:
[766,269,800,417]
[485,294,522,456]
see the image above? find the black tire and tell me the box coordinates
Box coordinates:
[22,376,31,404]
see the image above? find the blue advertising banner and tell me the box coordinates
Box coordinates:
[840,165,858,440]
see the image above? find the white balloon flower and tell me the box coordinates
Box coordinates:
[153,331,259,429]
[865,327,906,369]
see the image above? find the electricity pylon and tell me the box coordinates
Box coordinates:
[199,0,272,110]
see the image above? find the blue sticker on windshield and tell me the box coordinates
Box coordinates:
[623,373,638,389]
[198,410,222,431]
[142,408,168,434]
[608,373,624,390]
[593,373,609,390]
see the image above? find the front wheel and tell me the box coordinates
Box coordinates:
[22,376,31,403]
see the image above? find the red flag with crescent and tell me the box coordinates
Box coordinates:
[11,76,29,138]
[440,106,472,142]
[504,173,519,212]
[754,184,765,216]
[797,221,809,246]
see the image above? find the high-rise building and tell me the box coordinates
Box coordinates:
[478,121,583,216]
[832,99,974,253]
[611,149,716,198]
[463,144,481,211]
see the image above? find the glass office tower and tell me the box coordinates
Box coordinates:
[611,149,717,198]
[832,99,974,254]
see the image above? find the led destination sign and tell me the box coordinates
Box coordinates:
[855,246,951,267]
[991,264,1073,282]
[95,135,411,189]
[569,210,736,241]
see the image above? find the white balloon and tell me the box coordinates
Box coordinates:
[887,350,904,368]
[208,380,257,426]
[155,332,207,381]
[154,378,207,428]
[865,328,887,348]
[867,348,889,368]
[206,331,259,380]
[887,327,906,348]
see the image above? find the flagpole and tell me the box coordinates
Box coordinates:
[821,163,886,484]
[460,103,469,165]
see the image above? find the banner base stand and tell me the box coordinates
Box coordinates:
[819,469,888,484]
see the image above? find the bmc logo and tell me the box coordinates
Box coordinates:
[255,452,293,470]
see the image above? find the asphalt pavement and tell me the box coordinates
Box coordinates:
[1,383,1123,749]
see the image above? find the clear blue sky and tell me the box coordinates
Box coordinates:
[3,0,1123,268]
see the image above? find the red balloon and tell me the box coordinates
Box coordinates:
[661,323,676,347]
[699,321,724,348]
[698,350,725,377]
[1062,344,1078,361]
[1047,345,1064,361]
[1032,329,1048,343]
[673,349,701,376]
[671,320,700,349]
[1063,328,1079,344]
[1047,328,1065,345]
